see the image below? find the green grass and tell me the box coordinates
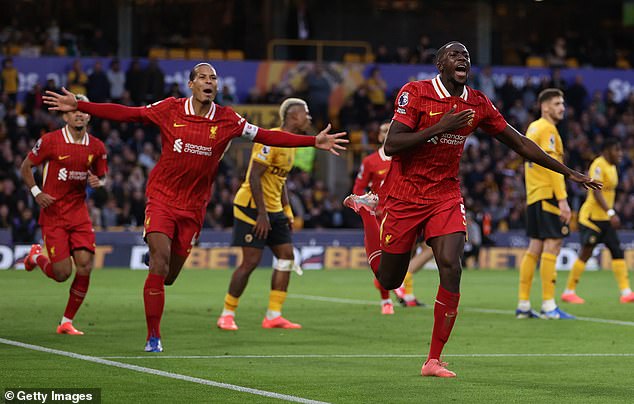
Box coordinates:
[1,268,634,403]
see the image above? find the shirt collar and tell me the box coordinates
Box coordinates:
[432,75,468,101]
[62,126,89,145]
[184,96,216,120]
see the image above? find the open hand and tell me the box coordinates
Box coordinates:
[437,105,475,132]
[43,87,78,112]
[568,170,603,190]
[314,124,349,156]
[35,193,56,208]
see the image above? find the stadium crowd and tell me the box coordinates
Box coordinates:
[1,56,634,246]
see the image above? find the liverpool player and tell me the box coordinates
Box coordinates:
[218,98,310,331]
[44,63,347,352]
[21,94,108,335]
[345,122,431,314]
[562,138,634,304]
[369,42,600,377]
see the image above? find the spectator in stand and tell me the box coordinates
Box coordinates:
[547,37,567,68]
[125,59,146,105]
[415,34,436,64]
[304,64,333,128]
[217,85,238,106]
[67,60,88,96]
[567,75,588,119]
[87,61,111,103]
[366,67,388,117]
[144,58,165,104]
[107,59,125,103]
[1,58,19,105]
[165,83,185,99]
[474,65,496,102]
[12,206,37,243]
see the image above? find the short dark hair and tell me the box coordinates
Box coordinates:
[537,88,563,104]
[435,41,462,63]
[189,63,214,81]
[602,137,620,151]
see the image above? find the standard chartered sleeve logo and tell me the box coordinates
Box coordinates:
[173,138,183,153]
[58,168,68,181]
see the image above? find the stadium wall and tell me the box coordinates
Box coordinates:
[3,230,634,271]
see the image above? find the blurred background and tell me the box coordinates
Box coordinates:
[1,0,634,269]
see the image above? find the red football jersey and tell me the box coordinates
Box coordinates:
[27,126,108,226]
[140,97,259,210]
[353,147,391,195]
[383,75,507,204]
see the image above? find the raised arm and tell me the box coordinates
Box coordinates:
[253,124,348,156]
[495,124,602,190]
[43,87,148,122]
[384,106,474,156]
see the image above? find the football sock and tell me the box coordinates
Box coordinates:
[380,299,392,305]
[403,271,414,295]
[428,286,460,361]
[268,290,287,314]
[63,274,90,321]
[518,252,537,300]
[60,316,73,325]
[223,293,239,314]
[35,254,58,281]
[565,259,586,292]
[373,278,390,299]
[360,209,381,275]
[143,273,165,340]
[612,259,630,292]
[540,253,557,302]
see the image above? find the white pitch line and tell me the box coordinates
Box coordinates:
[0,337,329,404]
[101,353,634,360]
[289,294,634,327]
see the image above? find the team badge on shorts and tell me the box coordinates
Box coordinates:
[384,234,393,246]
[562,225,570,236]
[589,235,597,244]
[245,234,253,243]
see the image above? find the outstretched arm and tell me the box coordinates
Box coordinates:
[253,124,348,156]
[43,87,148,122]
[496,124,602,190]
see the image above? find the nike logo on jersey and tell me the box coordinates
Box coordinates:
[173,122,187,127]
[58,155,71,160]
[429,111,443,116]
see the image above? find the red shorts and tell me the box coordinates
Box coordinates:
[378,196,466,254]
[42,221,96,263]
[144,200,204,257]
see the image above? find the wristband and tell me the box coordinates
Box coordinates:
[30,185,42,198]
[607,209,616,217]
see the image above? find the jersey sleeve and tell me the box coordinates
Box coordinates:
[220,107,259,139]
[144,97,176,126]
[477,94,508,135]
[589,160,602,181]
[353,157,372,195]
[251,143,273,167]
[92,141,109,177]
[27,134,52,166]
[391,82,422,129]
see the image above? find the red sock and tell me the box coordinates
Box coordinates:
[360,209,381,275]
[36,255,58,281]
[63,274,90,320]
[373,278,390,299]
[428,286,460,361]
[144,273,166,340]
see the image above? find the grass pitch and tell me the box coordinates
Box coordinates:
[1,268,633,403]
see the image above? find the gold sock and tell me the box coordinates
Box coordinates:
[612,259,630,292]
[519,252,538,301]
[268,290,287,313]
[566,259,586,291]
[224,293,239,312]
[403,272,414,295]
[540,253,557,301]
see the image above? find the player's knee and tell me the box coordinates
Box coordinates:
[75,263,92,276]
[149,254,170,276]
[53,268,72,282]
[609,246,624,260]
[377,272,401,290]
[163,277,176,286]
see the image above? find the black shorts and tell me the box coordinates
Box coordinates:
[579,219,623,258]
[232,205,292,249]
[526,198,569,240]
